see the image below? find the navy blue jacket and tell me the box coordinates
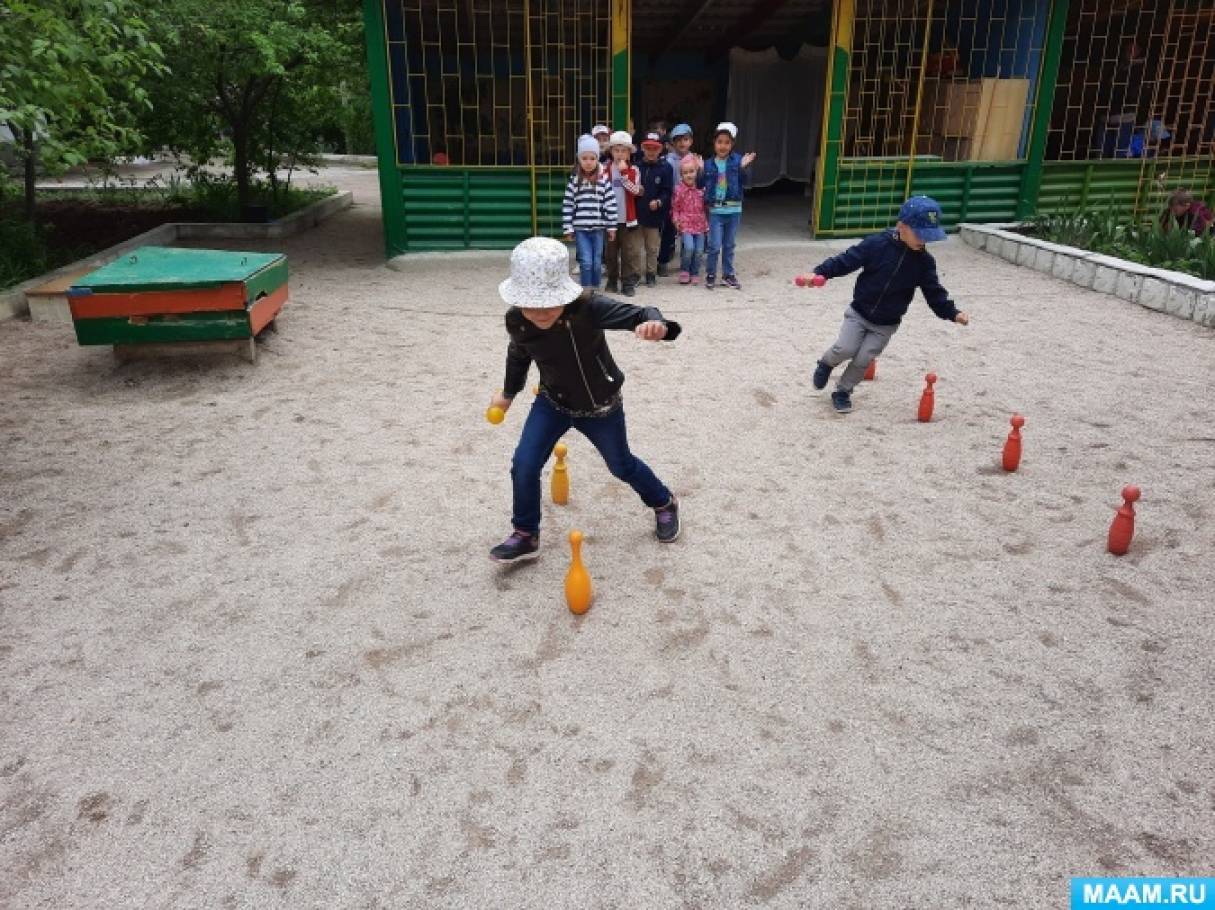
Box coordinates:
[814,230,959,326]
[635,157,673,228]
[701,152,749,208]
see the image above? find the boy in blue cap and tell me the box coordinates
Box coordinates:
[809,196,970,415]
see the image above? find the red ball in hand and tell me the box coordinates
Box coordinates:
[794,275,807,287]
[811,274,827,288]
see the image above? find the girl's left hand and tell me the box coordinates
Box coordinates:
[635,321,667,341]
[607,229,617,241]
[955,312,970,326]
[741,152,757,167]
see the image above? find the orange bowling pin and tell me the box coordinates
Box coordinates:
[551,442,569,505]
[917,372,937,422]
[565,530,592,614]
[863,359,877,382]
[1002,414,1025,471]
[1107,485,1141,556]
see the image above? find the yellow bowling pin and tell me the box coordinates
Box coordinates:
[565,530,592,615]
[551,442,569,505]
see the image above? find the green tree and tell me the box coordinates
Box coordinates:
[140,0,362,217]
[0,0,165,220]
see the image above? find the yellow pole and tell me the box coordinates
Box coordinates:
[905,0,936,201]
[524,0,538,236]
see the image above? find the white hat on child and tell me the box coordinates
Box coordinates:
[577,134,600,157]
[591,124,610,137]
[499,237,585,311]
[715,121,738,139]
[608,130,635,151]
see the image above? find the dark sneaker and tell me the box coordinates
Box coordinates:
[605,279,619,294]
[654,497,681,543]
[657,262,670,277]
[723,275,741,290]
[705,275,716,290]
[812,360,833,390]
[831,390,853,414]
[623,284,636,297]
[645,273,657,287]
[490,530,539,562]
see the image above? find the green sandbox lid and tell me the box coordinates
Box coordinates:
[74,246,285,292]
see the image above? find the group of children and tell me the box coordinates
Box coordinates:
[562,121,757,294]
[493,192,970,563]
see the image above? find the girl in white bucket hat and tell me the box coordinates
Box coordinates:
[488,236,683,562]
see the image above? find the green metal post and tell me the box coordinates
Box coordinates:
[814,0,853,235]
[363,0,408,257]
[1016,0,1070,219]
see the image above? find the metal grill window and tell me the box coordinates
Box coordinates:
[842,0,1050,162]
[1047,0,1215,162]
[384,0,612,167]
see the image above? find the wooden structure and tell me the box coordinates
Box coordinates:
[364,0,1214,248]
[67,247,288,363]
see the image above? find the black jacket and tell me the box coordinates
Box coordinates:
[504,294,681,413]
[814,230,959,326]
[634,157,674,229]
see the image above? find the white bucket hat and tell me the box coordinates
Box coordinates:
[499,237,584,310]
[591,123,610,137]
[715,121,738,139]
[608,129,635,151]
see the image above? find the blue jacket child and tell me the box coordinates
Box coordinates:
[700,122,756,290]
[809,196,971,415]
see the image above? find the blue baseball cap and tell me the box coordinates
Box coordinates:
[898,195,947,242]
[670,123,693,138]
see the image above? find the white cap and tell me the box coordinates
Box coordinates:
[590,124,611,137]
[499,237,584,310]
[715,121,738,139]
[577,134,600,157]
[607,130,635,151]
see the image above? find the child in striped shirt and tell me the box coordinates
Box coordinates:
[563,135,618,290]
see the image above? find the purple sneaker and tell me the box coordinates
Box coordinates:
[490,530,539,562]
[654,497,681,543]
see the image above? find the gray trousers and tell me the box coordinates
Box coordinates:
[820,307,899,393]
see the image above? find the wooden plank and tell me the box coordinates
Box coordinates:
[74,311,252,346]
[248,284,289,335]
[69,284,247,319]
[73,246,284,292]
[244,258,288,304]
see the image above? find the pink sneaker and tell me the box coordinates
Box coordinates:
[678,271,691,285]
[690,275,700,285]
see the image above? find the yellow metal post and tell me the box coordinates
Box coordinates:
[904,0,936,201]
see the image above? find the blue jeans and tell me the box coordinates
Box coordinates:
[658,213,677,267]
[574,229,605,288]
[511,394,671,536]
[680,232,705,276]
[705,212,740,278]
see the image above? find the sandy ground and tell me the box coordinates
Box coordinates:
[2,173,1215,909]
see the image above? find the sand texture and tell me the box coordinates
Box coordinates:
[2,183,1214,908]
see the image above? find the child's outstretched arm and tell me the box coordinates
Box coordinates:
[589,297,682,342]
[496,340,533,412]
[812,234,878,279]
[920,261,969,324]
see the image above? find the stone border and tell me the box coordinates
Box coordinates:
[1,191,352,320]
[958,222,1215,328]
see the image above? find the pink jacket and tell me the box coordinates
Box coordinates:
[671,181,708,235]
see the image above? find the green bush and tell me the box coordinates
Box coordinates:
[0,218,51,289]
[1025,210,1215,280]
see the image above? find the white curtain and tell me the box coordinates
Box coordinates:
[725,46,827,188]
